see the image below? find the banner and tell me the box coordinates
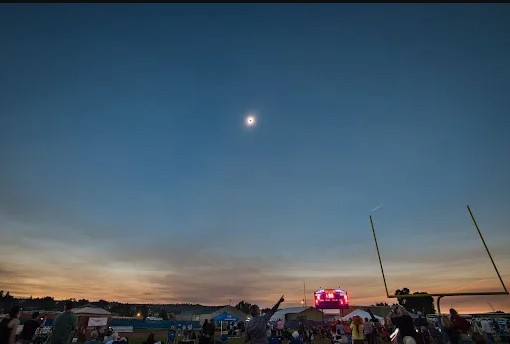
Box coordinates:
[88,317,108,327]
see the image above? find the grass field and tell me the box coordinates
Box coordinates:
[116,331,334,344]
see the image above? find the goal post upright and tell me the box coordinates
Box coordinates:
[369,205,508,315]
[467,205,508,295]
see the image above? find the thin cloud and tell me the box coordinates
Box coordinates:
[1,207,509,311]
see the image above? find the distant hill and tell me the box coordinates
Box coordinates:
[153,304,227,314]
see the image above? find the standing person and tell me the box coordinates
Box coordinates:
[344,321,352,338]
[298,322,305,337]
[373,320,383,344]
[209,321,215,340]
[442,315,457,344]
[471,321,486,344]
[0,305,21,344]
[350,316,364,344]
[200,320,212,344]
[202,320,210,336]
[144,333,155,344]
[243,296,285,344]
[85,331,99,344]
[290,332,303,344]
[414,313,429,330]
[480,319,495,344]
[96,328,105,343]
[51,301,77,344]
[413,313,429,344]
[20,312,42,344]
[387,305,417,344]
[276,320,284,337]
[336,321,345,336]
[449,309,471,344]
[268,330,283,344]
[106,333,120,344]
[364,318,374,344]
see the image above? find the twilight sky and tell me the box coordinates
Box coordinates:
[1,4,510,314]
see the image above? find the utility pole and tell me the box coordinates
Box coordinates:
[303,281,307,307]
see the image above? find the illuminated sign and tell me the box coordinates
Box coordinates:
[314,289,349,309]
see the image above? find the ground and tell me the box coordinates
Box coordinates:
[115,331,335,344]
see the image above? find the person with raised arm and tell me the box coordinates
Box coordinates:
[244,296,285,344]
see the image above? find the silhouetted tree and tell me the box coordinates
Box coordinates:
[235,301,252,314]
[77,299,90,307]
[110,303,133,317]
[409,292,435,315]
[370,302,390,307]
[40,296,55,311]
[395,288,435,315]
[94,300,110,310]
[159,309,169,320]
[4,292,14,309]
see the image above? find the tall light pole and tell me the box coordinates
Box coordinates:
[303,281,307,307]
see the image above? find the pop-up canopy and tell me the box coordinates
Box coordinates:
[212,312,240,335]
[212,312,239,322]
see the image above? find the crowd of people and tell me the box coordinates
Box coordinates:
[257,305,510,344]
[265,315,386,344]
[441,310,510,344]
[0,302,129,344]
[2,301,509,344]
[0,302,78,344]
[472,317,509,344]
[384,306,510,344]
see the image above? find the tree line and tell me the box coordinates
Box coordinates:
[369,288,436,315]
[0,290,263,318]
[1,287,435,317]
[394,287,436,315]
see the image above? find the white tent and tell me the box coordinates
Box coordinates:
[341,309,384,324]
[71,306,111,316]
[269,307,308,323]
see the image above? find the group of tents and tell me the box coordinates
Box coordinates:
[286,309,386,329]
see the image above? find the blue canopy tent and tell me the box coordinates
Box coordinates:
[212,312,240,337]
[212,312,239,322]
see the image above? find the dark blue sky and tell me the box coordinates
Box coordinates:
[1,4,509,311]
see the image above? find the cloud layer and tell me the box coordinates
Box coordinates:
[1,214,509,312]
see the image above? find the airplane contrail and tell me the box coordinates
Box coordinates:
[370,203,384,212]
